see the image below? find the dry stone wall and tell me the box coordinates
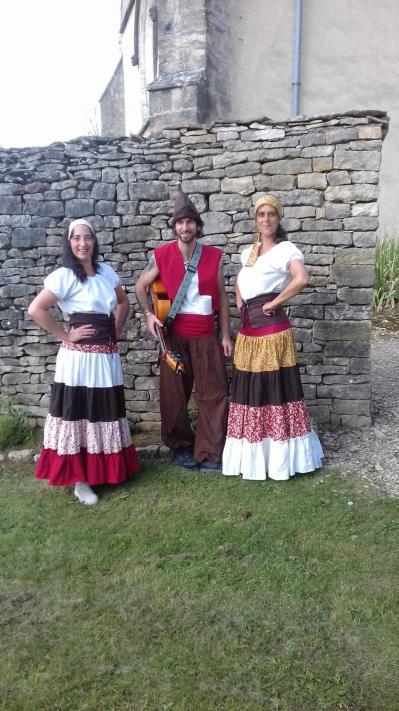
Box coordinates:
[0,111,388,431]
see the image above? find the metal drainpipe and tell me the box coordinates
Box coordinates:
[291,0,303,117]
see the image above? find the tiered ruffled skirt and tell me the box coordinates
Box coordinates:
[35,341,139,486]
[222,324,323,480]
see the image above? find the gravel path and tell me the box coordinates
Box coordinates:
[321,326,399,497]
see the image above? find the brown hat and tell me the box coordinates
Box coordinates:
[170,191,203,227]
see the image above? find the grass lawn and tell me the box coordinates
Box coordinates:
[0,460,398,711]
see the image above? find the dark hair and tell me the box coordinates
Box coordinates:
[62,226,100,282]
[275,223,288,244]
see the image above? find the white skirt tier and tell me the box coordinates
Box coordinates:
[222,430,323,481]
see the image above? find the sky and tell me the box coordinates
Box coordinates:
[0,0,122,148]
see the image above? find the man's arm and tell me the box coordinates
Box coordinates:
[134,263,163,338]
[216,260,233,357]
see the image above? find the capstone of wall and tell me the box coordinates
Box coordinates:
[0,111,388,432]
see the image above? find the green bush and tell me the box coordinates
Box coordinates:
[374,236,399,310]
[0,400,36,451]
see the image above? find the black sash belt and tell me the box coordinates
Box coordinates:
[241,292,288,329]
[69,312,116,345]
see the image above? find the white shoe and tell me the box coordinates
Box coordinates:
[74,482,99,506]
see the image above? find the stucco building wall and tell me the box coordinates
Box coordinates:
[228,0,399,231]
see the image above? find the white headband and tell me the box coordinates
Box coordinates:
[68,219,94,239]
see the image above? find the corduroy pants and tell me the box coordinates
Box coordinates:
[159,332,228,463]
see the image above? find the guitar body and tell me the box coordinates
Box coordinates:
[151,278,171,323]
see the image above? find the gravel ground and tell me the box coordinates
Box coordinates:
[320,325,399,497]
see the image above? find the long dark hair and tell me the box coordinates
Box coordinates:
[275,223,288,243]
[62,225,100,282]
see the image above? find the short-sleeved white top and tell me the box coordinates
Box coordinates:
[44,263,120,315]
[237,241,304,301]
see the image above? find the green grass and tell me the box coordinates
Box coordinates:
[1,462,398,711]
[0,401,38,452]
[374,236,399,310]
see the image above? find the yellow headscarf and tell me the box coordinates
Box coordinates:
[244,195,284,267]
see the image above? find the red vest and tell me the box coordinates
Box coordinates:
[154,240,221,312]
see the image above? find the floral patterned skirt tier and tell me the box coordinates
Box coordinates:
[222,293,323,481]
[35,313,139,486]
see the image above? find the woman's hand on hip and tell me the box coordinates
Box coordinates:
[66,324,96,342]
[262,301,277,316]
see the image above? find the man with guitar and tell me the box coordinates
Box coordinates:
[135,192,233,470]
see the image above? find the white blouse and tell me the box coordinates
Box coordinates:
[237,241,304,301]
[44,263,120,315]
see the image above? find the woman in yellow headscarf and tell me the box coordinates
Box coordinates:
[222,195,323,481]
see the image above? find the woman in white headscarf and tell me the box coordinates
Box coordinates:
[222,195,323,481]
[28,219,139,505]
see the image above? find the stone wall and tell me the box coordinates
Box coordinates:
[0,111,388,431]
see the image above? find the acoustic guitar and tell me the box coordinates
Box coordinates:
[150,278,185,376]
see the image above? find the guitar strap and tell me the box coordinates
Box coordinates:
[164,241,203,331]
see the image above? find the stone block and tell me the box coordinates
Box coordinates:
[351,171,379,184]
[180,134,216,145]
[269,190,323,207]
[129,182,169,201]
[325,185,379,202]
[325,304,372,320]
[325,203,351,219]
[307,404,331,423]
[300,132,326,147]
[24,200,65,217]
[301,146,334,157]
[181,178,220,194]
[337,287,373,304]
[254,174,295,191]
[0,196,22,214]
[102,168,120,183]
[352,232,377,248]
[91,183,116,200]
[289,305,324,319]
[65,199,95,217]
[8,449,34,462]
[332,399,371,415]
[95,201,115,216]
[343,216,379,231]
[226,162,261,178]
[221,177,254,195]
[291,291,336,305]
[292,231,352,246]
[261,158,312,175]
[330,265,375,287]
[358,125,382,139]
[317,384,370,399]
[326,127,359,143]
[334,248,375,265]
[202,212,232,235]
[114,226,160,245]
[313,320,371,341]
[12,228,47,249]
[297,173,327,189]
[302,219,341,231]
[240,128,285,141]
[209,193,251,212]
[333,149,381,171]
[312,157,333,172]
[349,358,371,374]
[324,341,369,358]
[352,202,378,217]
[139,200,174,215]
[327,171,351,186]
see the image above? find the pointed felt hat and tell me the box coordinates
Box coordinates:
[170,191,203,227]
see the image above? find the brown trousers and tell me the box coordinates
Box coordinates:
[159,332,228,463]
